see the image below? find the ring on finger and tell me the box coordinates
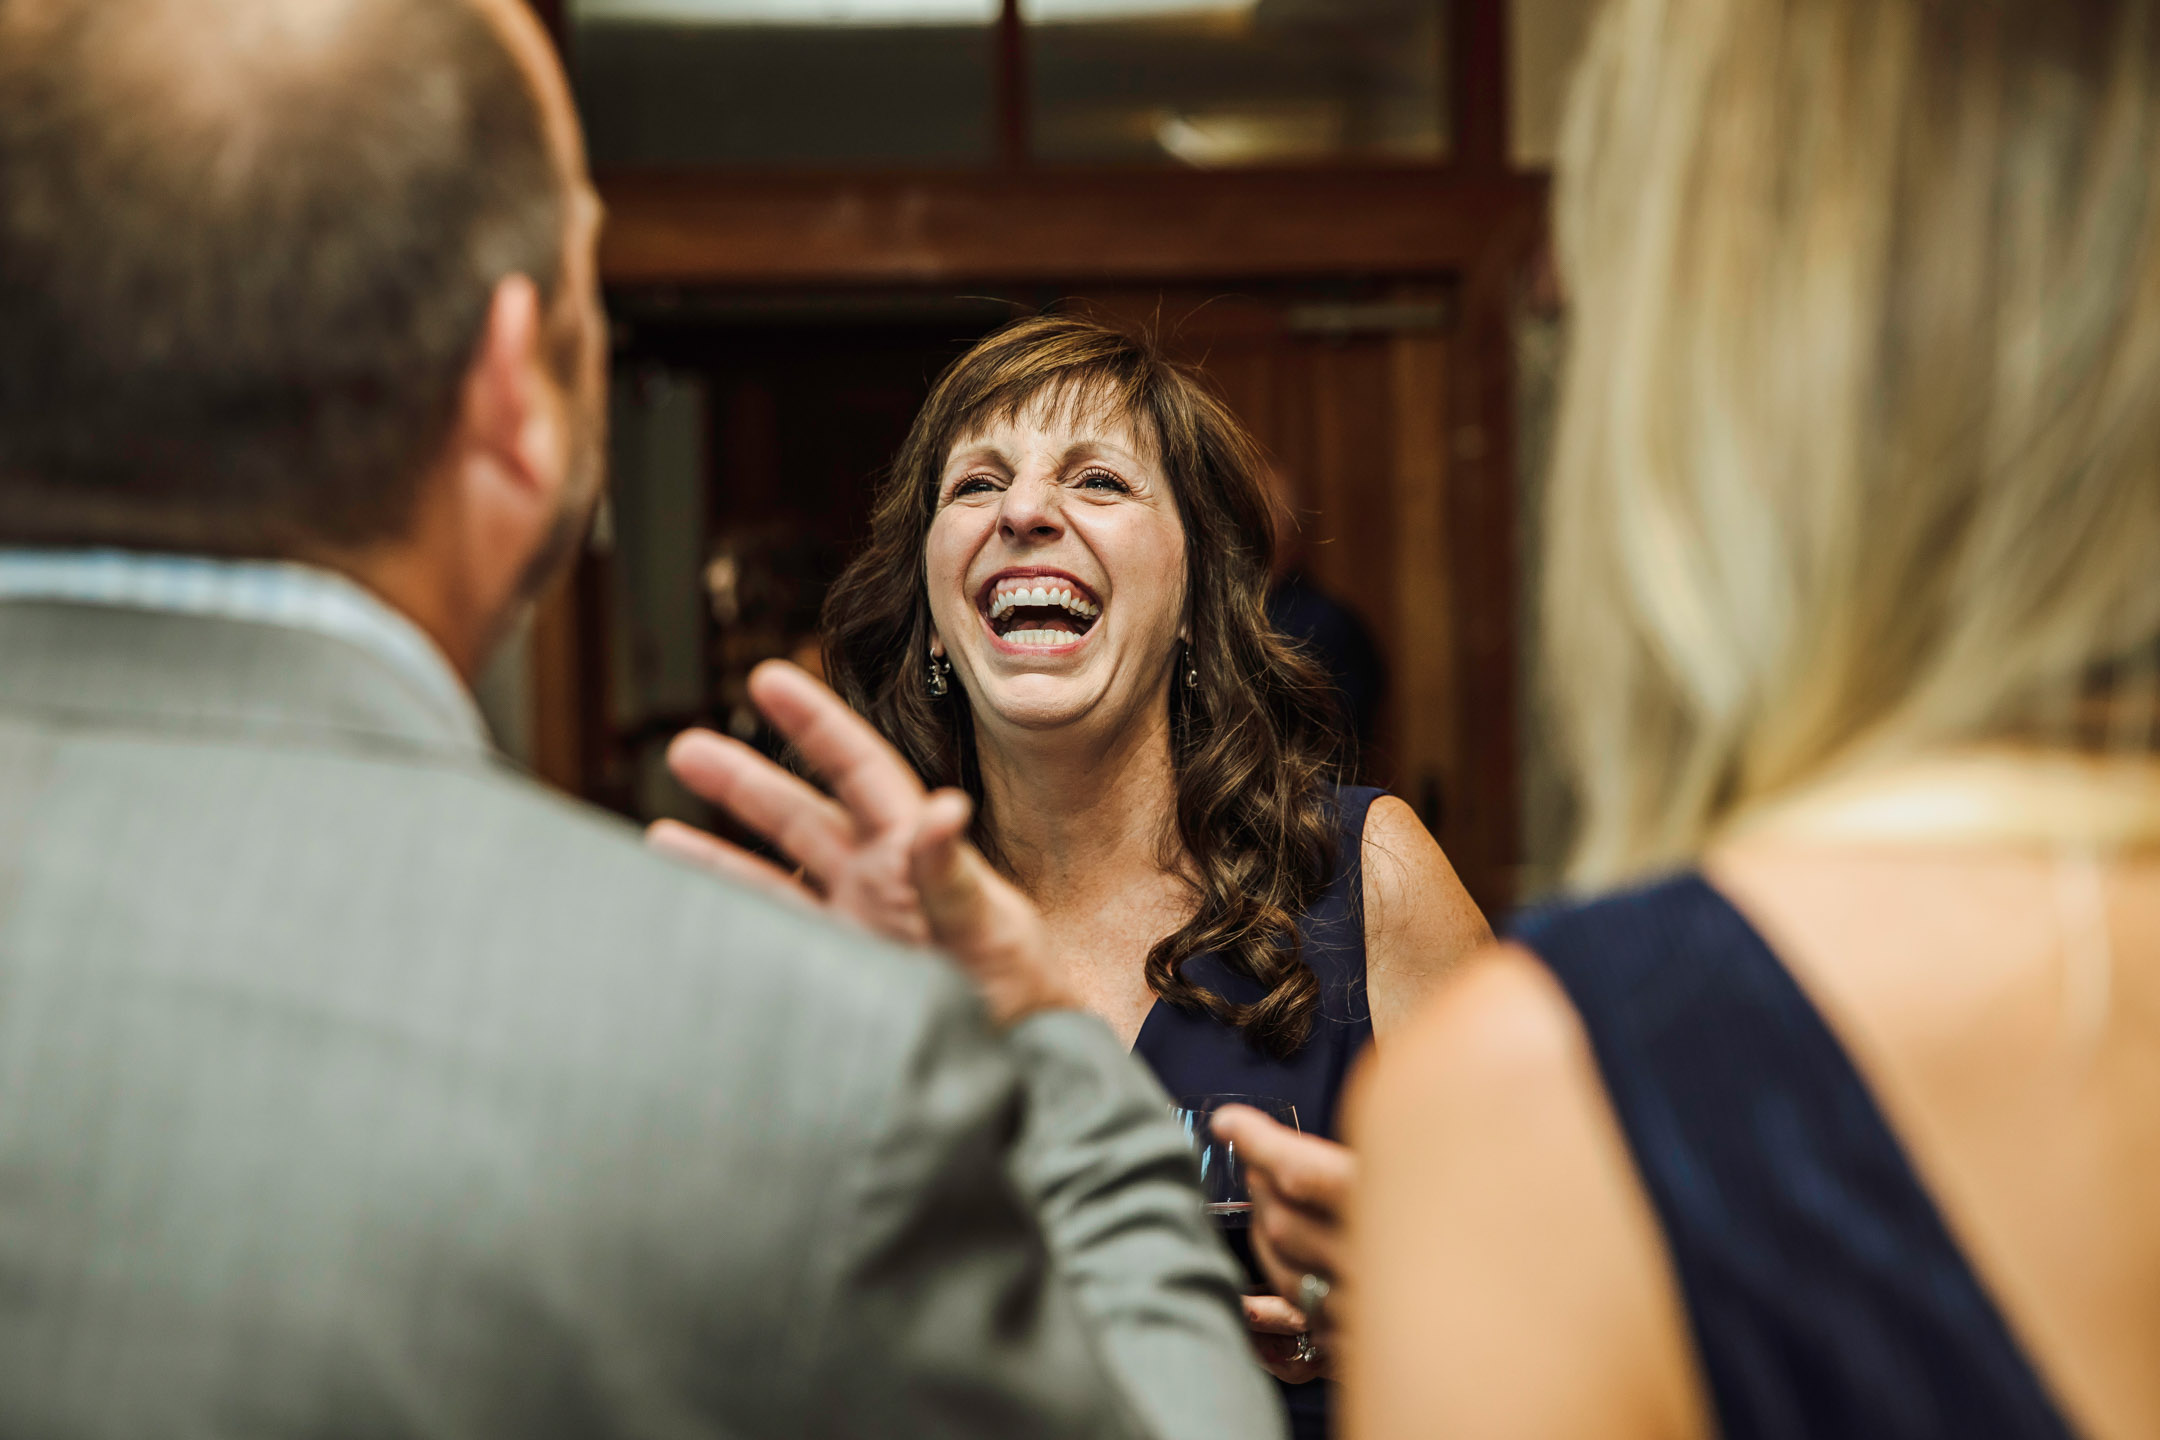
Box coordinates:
[1293,1332,1319,1365]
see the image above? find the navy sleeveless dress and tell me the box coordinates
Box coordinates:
[1133,784,1382,1440]
[1512,873,2081,1440]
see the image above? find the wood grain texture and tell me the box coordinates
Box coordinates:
[1441,203,1542,911]
[597,169,1547,287]
[1389,333,1456,857]
[528,563,585,795]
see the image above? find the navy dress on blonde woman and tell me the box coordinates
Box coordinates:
[1512,874,2080,1440]
[1133,784,1384,1440]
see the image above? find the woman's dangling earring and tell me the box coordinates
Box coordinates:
[1183,644,1200,690]
[927,648,951,699]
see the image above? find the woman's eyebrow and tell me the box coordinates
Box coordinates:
[942,444,1011,475]
[1059,440,1141,469]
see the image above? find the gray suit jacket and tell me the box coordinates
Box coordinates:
[0,601,1284,1440]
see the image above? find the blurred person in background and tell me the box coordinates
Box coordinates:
[1261,464,1388,772]
[0,1,1283,1435]
[702,524,837,757]
[1341,0,2160,1436]
[653,314,1491,1439]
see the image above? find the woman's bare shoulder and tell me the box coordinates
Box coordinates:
[1357,796,1493,1036]
[1345,943,1710,1440]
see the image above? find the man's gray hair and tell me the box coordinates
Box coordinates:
[0,0,566,554]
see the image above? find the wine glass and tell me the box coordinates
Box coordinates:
[1169,1093,1301,1227]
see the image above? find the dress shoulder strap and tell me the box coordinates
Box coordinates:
[1511,874,2080,1440]
[1304,784,1384,977]
[1326,785,1385,885]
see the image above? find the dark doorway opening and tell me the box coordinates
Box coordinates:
[589,293,1019,823]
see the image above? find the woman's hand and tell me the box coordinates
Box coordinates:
[648,660,1076,1025]
[1242,1291,1331,1383]
[1212,1105,1357,1357]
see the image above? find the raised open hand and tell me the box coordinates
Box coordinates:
[649,662,935,944]
[648,661,1073,1024]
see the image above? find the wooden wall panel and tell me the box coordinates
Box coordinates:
[528,565,584,793]
[1442,218,1542,908]
[1055,289,1482,845]
[1308,340,1398,690]
[598,170,1545,288]
[1389,335,1456,843]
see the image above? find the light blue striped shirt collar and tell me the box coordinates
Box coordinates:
[0,548,477,728]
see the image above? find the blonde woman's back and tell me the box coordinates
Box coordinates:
[1350,790,2160,1440]
[1710,831,2160,1440]
[1349,0,2160,1433]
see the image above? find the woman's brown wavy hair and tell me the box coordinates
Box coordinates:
[823,313,1349,1058]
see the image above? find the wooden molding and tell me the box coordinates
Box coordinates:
[597,167,1548,288]
[1454,0,1511,173]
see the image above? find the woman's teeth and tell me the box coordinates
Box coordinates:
[983,578,1101,648]
[986,582,1099,621]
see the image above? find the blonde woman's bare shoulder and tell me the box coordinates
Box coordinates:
[1352,942,1603,1165]
[1346,942,1711,1440]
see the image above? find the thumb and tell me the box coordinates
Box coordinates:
[1215,1110,1355,1213]
[906,791,1071,1023]
[908,789,978,928]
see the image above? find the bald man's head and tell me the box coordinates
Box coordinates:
[0,0,576,554]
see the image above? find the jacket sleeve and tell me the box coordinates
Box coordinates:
[797,984,1285,1440]
[1006,1010,1289,1440]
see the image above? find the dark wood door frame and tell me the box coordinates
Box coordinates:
[595,167,1543,289]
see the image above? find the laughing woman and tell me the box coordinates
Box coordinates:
[819,315,1489,1436]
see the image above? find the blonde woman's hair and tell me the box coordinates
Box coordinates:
[1546,0,2160,885]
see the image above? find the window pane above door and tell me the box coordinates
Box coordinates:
[1024,0,1450,166]
[571,0,1000,168]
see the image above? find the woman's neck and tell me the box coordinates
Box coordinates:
[973,697,1186,900]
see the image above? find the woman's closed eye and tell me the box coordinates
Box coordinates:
[945,469,1130,502]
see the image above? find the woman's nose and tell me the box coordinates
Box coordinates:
[996,475,1064,543]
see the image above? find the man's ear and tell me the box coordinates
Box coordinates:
[457,273,567,505]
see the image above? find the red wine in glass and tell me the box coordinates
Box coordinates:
[1170,1094,1300,1287]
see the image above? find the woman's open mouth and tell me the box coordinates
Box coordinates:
[979,572,1102,649]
